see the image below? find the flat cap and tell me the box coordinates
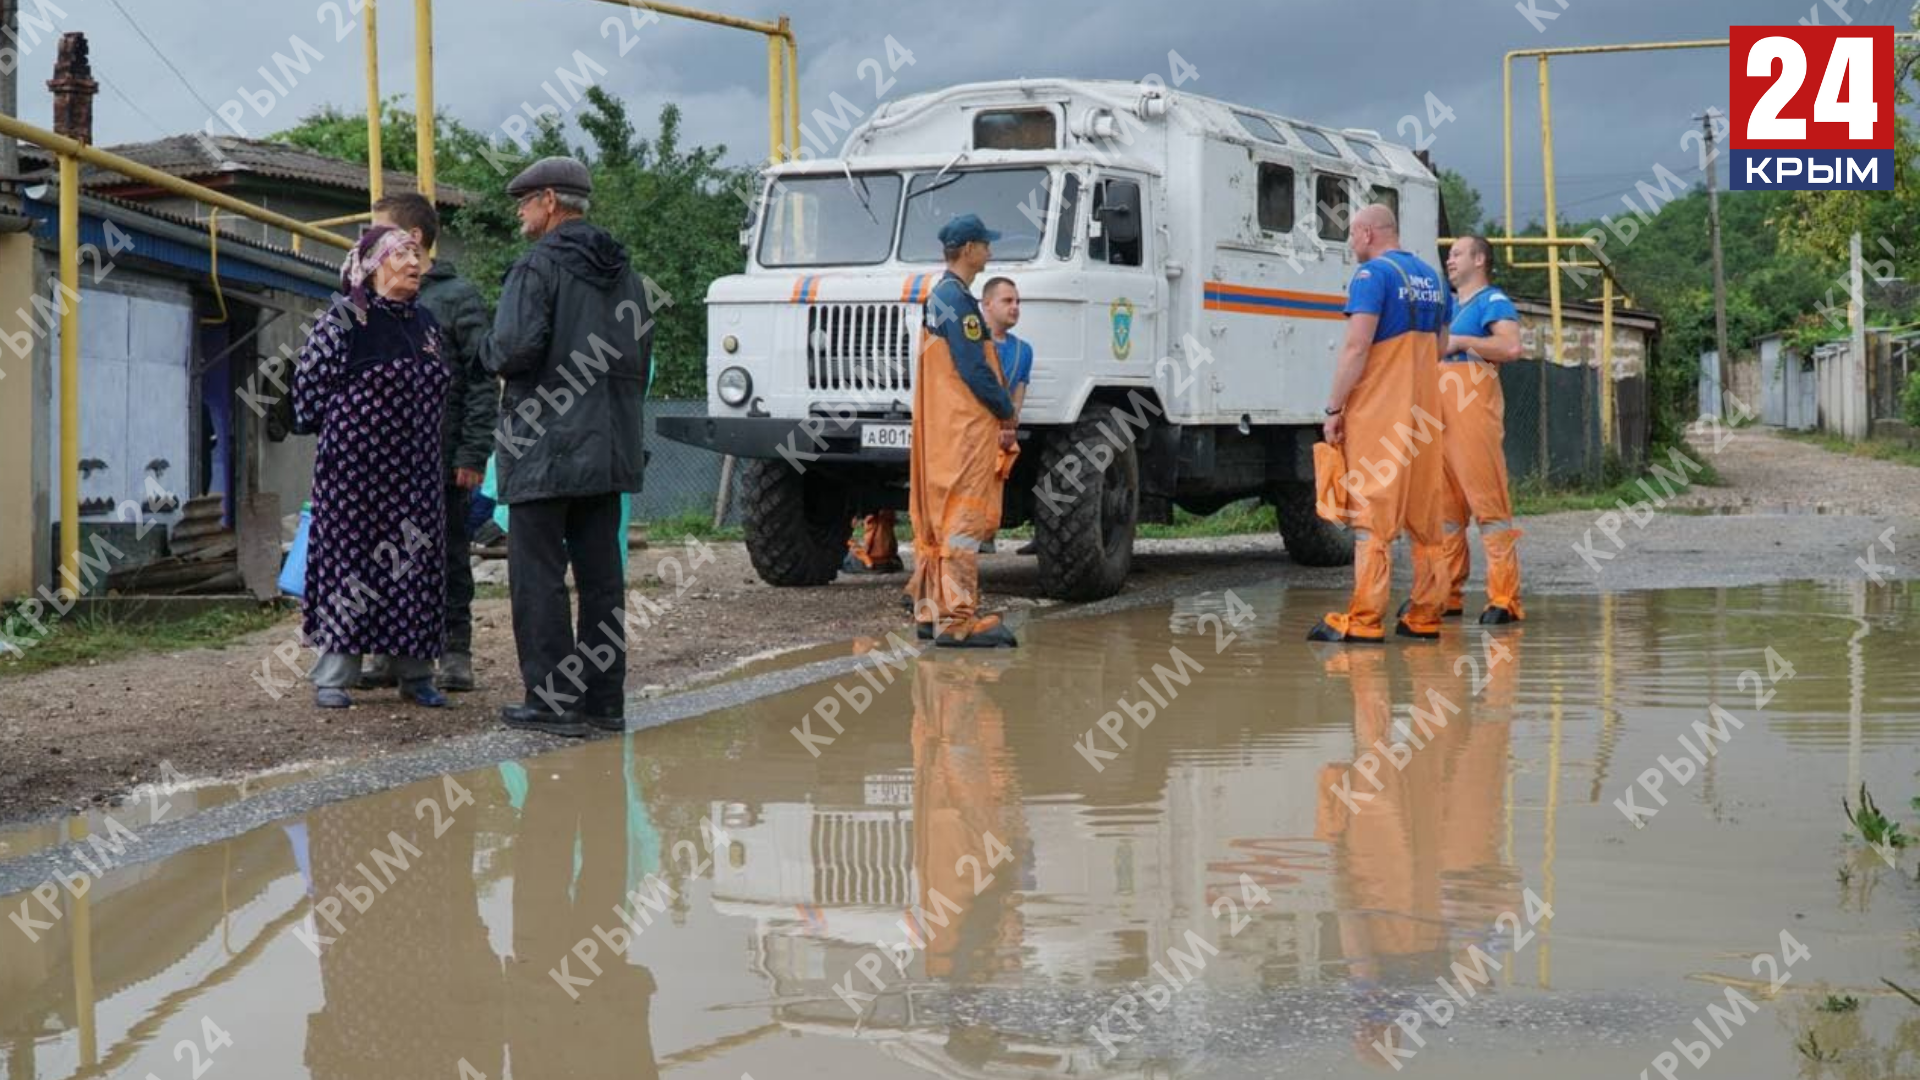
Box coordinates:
[938,213,1000,247]
[506,156,593,199]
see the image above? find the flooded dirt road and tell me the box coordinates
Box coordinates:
[3,581,1918,1078]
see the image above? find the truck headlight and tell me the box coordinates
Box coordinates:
[717,366,752,406]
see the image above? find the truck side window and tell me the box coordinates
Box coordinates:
[1090,179,1144,267]
[1315,174,1351,241]
[1055,173,1080,260]
[1367,185,1399,222]
[1257,163,1295,233]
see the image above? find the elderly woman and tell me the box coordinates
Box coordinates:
[293,225,451,709]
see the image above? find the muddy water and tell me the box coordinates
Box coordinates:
[2,582,1918,1079]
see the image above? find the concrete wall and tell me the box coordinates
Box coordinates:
[0,233,51,601]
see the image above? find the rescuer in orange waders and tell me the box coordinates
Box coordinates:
[845,511,902,574]
[1309,204,1452,644]
[1439,235,1527,623]
[906,215,1019,648]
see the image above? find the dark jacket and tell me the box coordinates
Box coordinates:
[482,218,652,504]
[417,261,499,477]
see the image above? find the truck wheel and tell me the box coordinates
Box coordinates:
[1034,405,1139,600]
[739,459,853,587]
[1273,482,1353,567]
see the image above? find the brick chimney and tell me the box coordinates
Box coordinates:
[47,32,98,145]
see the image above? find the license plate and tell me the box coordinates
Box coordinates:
[860,423,912,450]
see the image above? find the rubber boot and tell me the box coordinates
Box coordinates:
[437,651,477,692]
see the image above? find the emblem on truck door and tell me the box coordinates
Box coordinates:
[1110,298,1135,360]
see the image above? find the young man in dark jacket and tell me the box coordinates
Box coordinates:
[363,192,498,691]
[484,157,652,737]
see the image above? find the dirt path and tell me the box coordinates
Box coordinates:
[1664,425,1920,516]
[3,427,1914,824]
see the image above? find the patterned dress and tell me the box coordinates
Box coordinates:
[294,295,451,658]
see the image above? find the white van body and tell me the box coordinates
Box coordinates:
[659,78,1440,597]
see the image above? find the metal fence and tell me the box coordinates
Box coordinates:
[636,399,741,525]
[1498,361,1637,487]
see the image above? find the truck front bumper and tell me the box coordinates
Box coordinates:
[655,414,910,465]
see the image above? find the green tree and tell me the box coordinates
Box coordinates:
[1438,169,1484,237]
[274,95,751,399]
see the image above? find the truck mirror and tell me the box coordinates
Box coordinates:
[1098,181,1143,246]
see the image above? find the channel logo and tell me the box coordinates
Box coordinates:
[1729,25,1893,191]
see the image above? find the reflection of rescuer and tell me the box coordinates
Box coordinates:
[911,658,1027,982]
[1312,638,1520,1067]
[1440,236,1526,624]
[907,214,1021,648]
[1310,204,1452,644]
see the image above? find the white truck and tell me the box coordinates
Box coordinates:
[657,78,1441,600]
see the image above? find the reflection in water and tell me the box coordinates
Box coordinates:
[302,759,660,1080]
[1313,636,1522,1064]
[5,586,1920,1079]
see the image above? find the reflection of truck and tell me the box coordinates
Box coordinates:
[657,78,1439,600]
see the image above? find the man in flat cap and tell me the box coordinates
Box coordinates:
[906,213,1018,648]
[484,155,654,736]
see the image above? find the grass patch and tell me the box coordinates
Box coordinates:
[1781,429,1920,468]
[1513,442,1716,516]
[0,604,286,678]
[644,510,744,544]
[1138,501,1276,539]
[1818,994,1862,1014]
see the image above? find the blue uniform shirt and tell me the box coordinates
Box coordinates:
[996,332,1033,390]
[926,272,1014,419]
[1446,286,1521,362]
[1345,250,1450,343]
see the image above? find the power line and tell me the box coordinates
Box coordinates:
[103,0,223,120]
[100,73,169,136]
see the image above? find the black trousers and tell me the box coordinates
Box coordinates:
[444,485,474,654]
[506,492,626,717]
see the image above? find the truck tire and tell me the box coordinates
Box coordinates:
[739,459,852,587]
[1034,405,1140,601]
[1273,482,1353,567]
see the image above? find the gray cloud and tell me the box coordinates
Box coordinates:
[8,0,1908,222]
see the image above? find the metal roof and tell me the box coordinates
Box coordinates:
[21,133,470,206]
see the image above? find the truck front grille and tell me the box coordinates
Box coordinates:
[810,810,914,907]
[806,303,918,394]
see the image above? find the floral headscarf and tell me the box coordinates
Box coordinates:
[339,224,419,313]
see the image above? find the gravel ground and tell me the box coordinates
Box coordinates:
[0,425,1912,825]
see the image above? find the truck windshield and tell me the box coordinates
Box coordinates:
[756,173,903,267]
[898,167,1050,263]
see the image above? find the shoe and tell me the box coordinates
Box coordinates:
[1394,619,1441,641]
[501,704,590,738]
[437,652,476,692]
[358,656,396,689]
[842,554,904,574]
[935,622,1018,648]
[1398,599,1462,620]
[315,688,352,709]
[1016,539,1038,555]
[916,622,934,641]
[1306,617,1385,644]
[400,679,448,707]
[900,594,917,612]
[578,709,626,733]
[1479,606,1520,625]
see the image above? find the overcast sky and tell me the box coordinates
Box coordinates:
[7,0,1909,225]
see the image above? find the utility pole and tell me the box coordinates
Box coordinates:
[1,0,19,207]
[1697,110,1730,418]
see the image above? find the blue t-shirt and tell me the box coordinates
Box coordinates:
[1344,250,1449,343]
[1446,286,1520,362]
[996,332,1033,389]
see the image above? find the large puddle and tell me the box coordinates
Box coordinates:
[2,582,1918,1079]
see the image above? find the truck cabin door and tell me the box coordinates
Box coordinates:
[1083,174,1166,408]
